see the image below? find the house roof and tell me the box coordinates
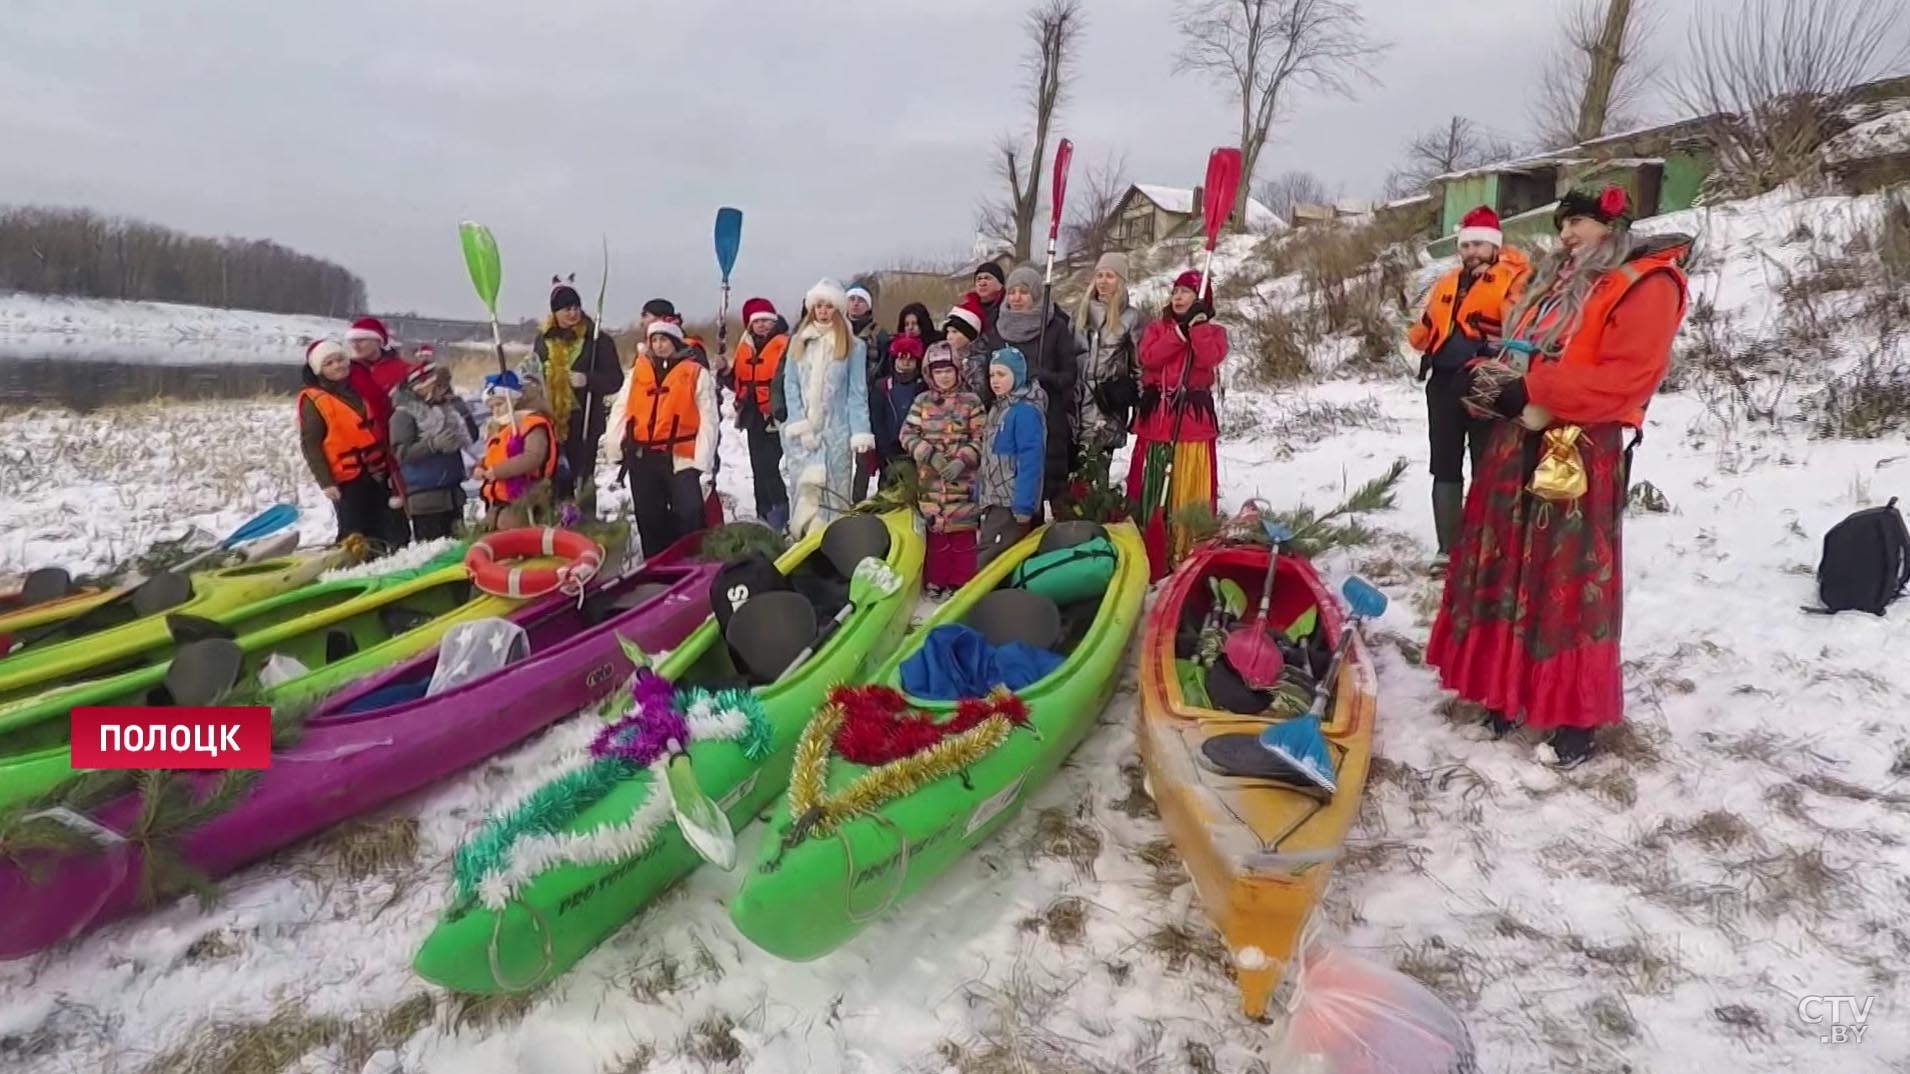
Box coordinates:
[1430,113,1732,184]
[1128,184,1286,231]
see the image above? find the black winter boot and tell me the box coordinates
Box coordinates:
[1545,727,1598,769]
[1430,481,1465,575]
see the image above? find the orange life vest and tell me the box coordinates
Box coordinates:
[297,386,387,485]
[623,357,704,459]
[1514,243,1690,429]
[1409,247,1532,355]
[479,411,558,504]
[733,334,788,413]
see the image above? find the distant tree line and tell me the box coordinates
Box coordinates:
[0,205,367,317]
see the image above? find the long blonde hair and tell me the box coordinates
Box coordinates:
[796,309,854,361]
[1504,222,1632,357]
[1074,275,1130,339]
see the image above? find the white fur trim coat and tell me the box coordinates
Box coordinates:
[779,320,872,539]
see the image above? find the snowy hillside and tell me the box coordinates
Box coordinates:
[4,184,1910,1074]
[0,291,349,366]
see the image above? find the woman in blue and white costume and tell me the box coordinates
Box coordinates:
[779,279,874,538]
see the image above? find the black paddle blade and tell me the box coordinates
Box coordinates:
[163,638,247,707]
[20,567,73,607]
[1198,733,1333,800]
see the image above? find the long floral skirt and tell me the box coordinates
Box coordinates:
[1125,436,1218,562]
[1425,420,1629,731]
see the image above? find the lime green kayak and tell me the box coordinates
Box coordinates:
[0,536,328,705]
[0,542,515,809]
[729,519,1147,961]
[412,510,924,994]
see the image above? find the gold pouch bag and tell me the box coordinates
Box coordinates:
[1528,424,1587,523]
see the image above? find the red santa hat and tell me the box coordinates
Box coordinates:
[1456,206,1503,248]
[305,338,346,374]
[741,297,778,326]
[345,317,390,347]
[943,297,984,340]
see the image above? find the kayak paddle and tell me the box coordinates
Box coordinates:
[459,220,516,433]
[575,236,611,518]
[610,632,736,870]
[169,502,301,577]
[714,207,743,367]
[1143,146,1242,581]
[1257,575,1388,795]
[774,555,903,680]
[1033,138,1072,367]
[1222,519,1294,690]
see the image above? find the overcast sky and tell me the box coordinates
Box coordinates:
[0,0,1775,321]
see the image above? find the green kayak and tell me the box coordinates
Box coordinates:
[412,510,924,994]
[728,519,1147,961]
[0,542,499,809]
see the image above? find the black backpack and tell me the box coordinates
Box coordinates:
[711,553,792,637]
[1815,498,1910,615]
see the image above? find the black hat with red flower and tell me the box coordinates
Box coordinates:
[1554,184,1633,229]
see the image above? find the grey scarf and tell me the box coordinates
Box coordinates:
[996,303,1045,344]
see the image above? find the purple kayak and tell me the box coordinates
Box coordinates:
[0,536,718,959]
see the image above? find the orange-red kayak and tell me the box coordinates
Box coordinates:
[1135,540,1379,1019]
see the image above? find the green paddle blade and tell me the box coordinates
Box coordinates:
[614,632,650,670]
[459,221,502,316]
[666,751,735,869]
[1209,577,1247,619]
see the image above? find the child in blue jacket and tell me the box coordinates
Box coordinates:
[977,347,1047,567]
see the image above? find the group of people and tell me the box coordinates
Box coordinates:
[294,180,1686,771]
[294,254,1232,594]
[1408,187,1691,770]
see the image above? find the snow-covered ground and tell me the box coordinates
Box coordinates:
[4,186,1910,1073]
[0,292,352,366]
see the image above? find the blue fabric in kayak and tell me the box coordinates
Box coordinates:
[900,624,1066,701]
[340,678,431,714]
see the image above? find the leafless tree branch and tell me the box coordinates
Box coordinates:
[1174,0,1388,225]
[1254,170,1333,224]
[1669,0,1909,194]
[1528,0,1665,147]
[980,0,1085,263]
[1060,151,1130,261]
[1382,116,1518,199]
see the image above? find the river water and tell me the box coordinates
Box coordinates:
[0,357,302,411]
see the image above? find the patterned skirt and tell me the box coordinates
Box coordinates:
[1425,420,1629,731]
[1125,436,1218,563]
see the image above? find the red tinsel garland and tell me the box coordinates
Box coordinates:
[828,684,1031,766]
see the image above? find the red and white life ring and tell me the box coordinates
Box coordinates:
[466,527,604,599]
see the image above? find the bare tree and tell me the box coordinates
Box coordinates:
[1530,0,1663,147]
[1255,170,1331,225]
[1174,0,1387,225]
[1671,0,1908,194]
[981,0,1084,263]
[1382,116,1516,199]
[1060,152,1130,261]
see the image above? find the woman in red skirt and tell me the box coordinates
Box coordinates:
[1426,185,1691,768]
[1128,270,1227,575]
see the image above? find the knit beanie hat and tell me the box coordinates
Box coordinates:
[975,262,1007,287]
[742,297,778,326]
[924,342,959,380]
[944,298,984,341]
[641,298,677,319]
[1094,251,1130,279]
[845,284,875,310]
[888,335,925,362]
[1456,206,1503,248]
[989,346,1028,389]
[345,317,389,347]
[1171,270,1205,294]
[647,320,686,345]
[1005,264,1043,298]
[405,361,441,388]
[1554,184,1633,229]
[306,338,346,374]
[550,274,582,312]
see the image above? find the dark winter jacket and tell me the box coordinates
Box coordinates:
[527,314,623,466]
[389,378,479,514]
[765,314,795,424]
[870,368,924,464]
[900,386,985,532]
[994,305,1081,496]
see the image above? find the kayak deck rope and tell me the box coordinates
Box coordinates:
[487,895,555,993]
[839,813,910,925]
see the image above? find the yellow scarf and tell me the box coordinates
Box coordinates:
[539,315,585,435]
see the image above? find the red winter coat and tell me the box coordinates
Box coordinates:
[1132,319,1227,442]
[349,353,413,442]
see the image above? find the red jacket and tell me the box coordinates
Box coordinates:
[348,353,412,441]
[1132,319,1227,442]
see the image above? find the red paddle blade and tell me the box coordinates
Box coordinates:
[1144,509,1171,582]
[1202,147,1245,249]
[1049,138,1074,239]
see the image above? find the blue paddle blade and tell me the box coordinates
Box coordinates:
[225,503,298,548]
[714,208,743,280]
[1259,714,1337,795]
[1343,575,1387,619]
[1262,519,1294,545]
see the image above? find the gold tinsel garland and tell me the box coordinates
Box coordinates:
[784,698,1012,841]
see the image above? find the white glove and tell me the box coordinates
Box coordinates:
[569,372,588,388]
[850,433,875,455]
